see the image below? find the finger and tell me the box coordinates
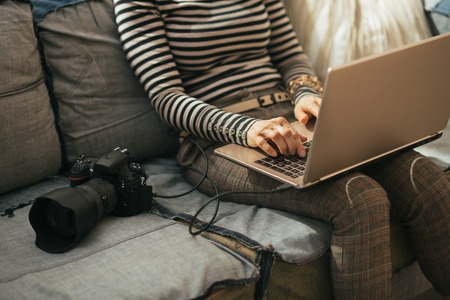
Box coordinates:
[294,103,310,124]
[279,124,304,156]
[262,118,292,155]
[255,136,278,157]
[294,106,311,124]
[272,119,298,155]
[295,96,322,124]
[276,117,290,126]
[310,101,321,119]
[297,111,310,124]
[270,129,290,156]
[290,127,307,157]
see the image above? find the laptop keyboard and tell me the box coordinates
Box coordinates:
[254,142,311,179]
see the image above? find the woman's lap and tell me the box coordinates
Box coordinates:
[176,97,450,297]
[178,136,393,298]
[177,131,450,298]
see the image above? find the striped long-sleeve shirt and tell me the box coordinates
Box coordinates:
[114,0,317,146]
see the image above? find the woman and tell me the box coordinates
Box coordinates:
[114,1,450,298]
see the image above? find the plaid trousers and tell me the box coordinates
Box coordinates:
[177,91,450,299]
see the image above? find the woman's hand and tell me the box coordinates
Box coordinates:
[247,117,307,157]
[294,94,322,124]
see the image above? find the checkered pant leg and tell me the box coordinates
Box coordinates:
[178,138,393,299]
[364,150,450,296]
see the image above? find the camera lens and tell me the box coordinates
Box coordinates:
[45,200,76,238]
[29,178,117,253]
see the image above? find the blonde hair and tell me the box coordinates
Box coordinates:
[282,0,432,80]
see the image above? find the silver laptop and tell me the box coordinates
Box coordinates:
[215,33,450,189]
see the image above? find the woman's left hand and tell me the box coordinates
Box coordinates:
[294,94,322,124]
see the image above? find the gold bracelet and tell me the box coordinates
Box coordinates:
[287,75,323,97]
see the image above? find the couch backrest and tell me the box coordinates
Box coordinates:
[34,0,179,166]
[0,0,62,194]
[0,0,181,195]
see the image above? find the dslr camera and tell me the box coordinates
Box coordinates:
[29,147,153,253]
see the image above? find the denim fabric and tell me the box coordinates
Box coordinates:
[0,159,262,300]
[0,156,327,300]
[143,157,333,264]
[31,0,85,21]
[0,208,259,299]
[431,6,450,34]
[434,0,450,15]
[1,155,443,299]
[424,0,450,34]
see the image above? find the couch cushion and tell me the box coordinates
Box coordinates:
[424,0,450,35]
[143,157,333,264]
[0,200,259,300]
[33,0,179,165]
[0,0,61,195]
[416,119,450,168]
[1,157,439,299]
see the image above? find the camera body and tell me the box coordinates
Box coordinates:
[70,147,152,217]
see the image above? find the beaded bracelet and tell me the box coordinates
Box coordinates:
[287,75,323,98]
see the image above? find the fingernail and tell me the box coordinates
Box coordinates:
[300,150,306,157]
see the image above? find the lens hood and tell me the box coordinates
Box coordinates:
[29,179,116,253]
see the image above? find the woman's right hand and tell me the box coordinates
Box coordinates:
[247,117,307,157]
[294,94,322,124]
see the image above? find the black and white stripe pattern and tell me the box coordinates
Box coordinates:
[114,0,316,145]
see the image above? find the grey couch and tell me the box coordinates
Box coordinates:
[1,0,448,299]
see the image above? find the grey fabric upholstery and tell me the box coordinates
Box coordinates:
[0,0,61,194]
[36,0,179,165]
[0,204,259,299]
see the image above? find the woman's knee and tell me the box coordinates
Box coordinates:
[332,174,390,228]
